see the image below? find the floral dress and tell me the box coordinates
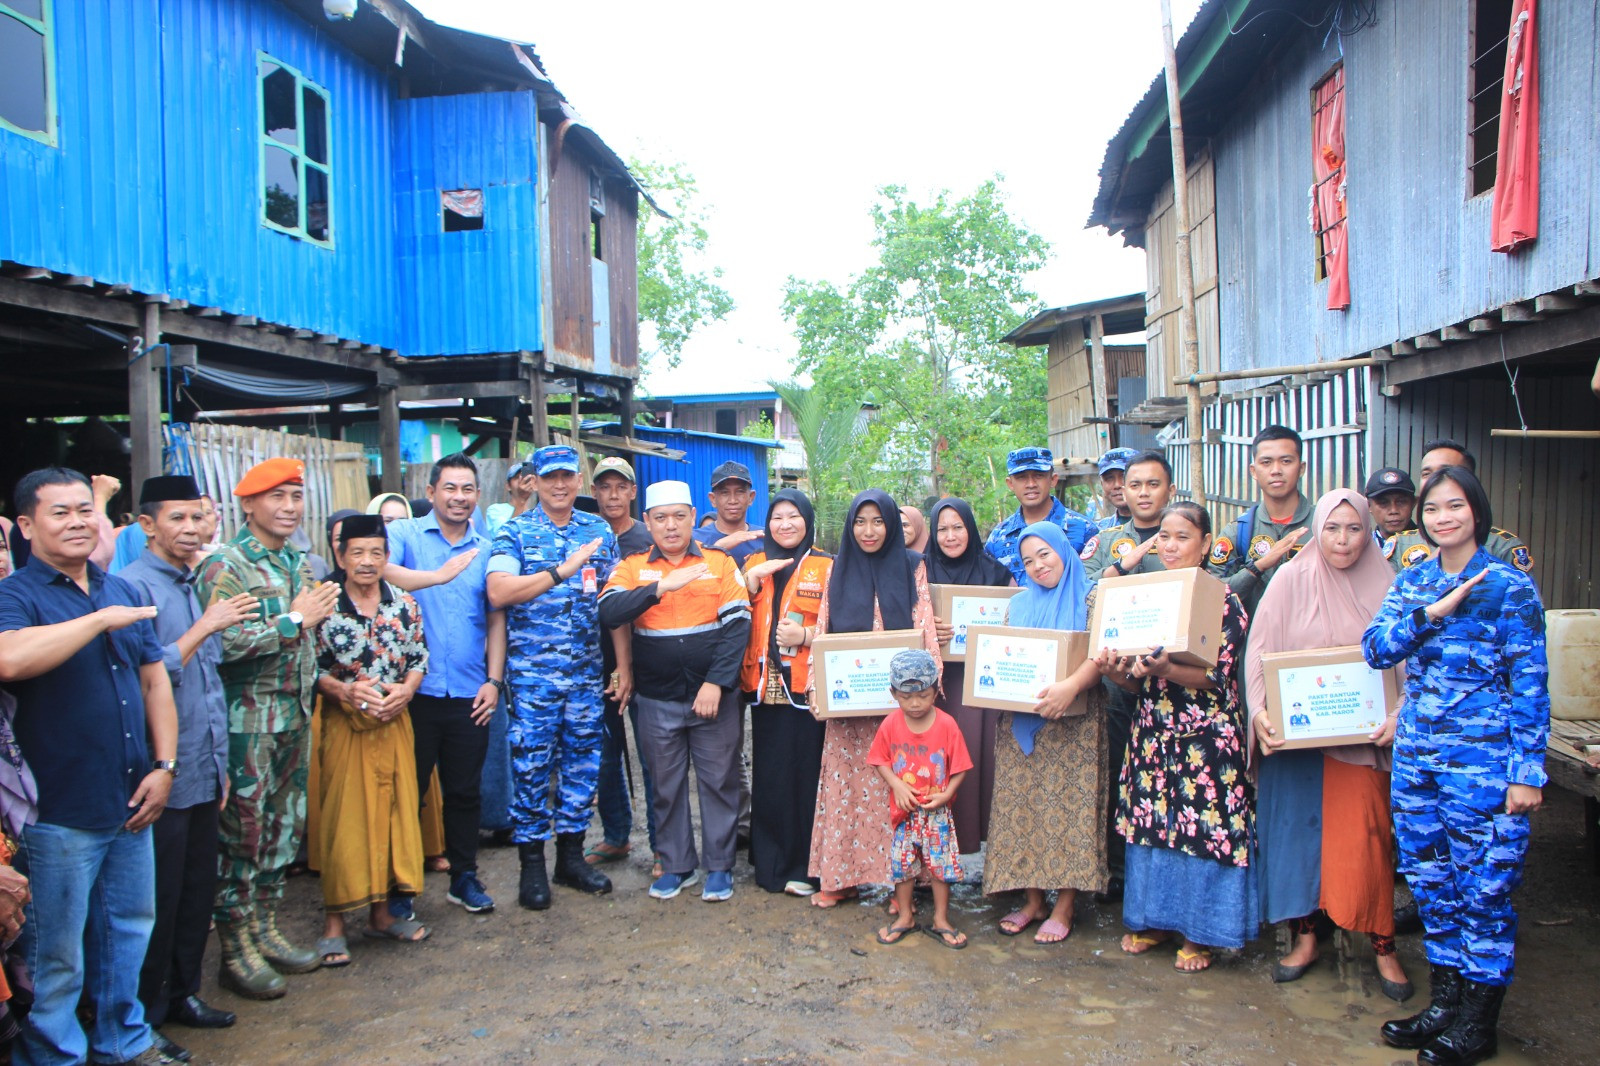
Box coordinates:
[1116,591,1252,868]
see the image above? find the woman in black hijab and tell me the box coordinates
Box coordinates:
[740,490,834,895]
[926,498,1013,852]
[806,489,943,908]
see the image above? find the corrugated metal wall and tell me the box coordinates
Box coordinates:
[1211,0,1600,382]
[394,92,542,357]
[0,0,167,293]
[1368,364,1598,610]
[610,425,777,527]
[160,0,400,347]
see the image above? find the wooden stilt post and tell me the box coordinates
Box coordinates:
[1160,0,1206,507]
[379,386,402,493]
[130,300,163,485]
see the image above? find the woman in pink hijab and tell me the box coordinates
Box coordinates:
[1246,488,1411,1001]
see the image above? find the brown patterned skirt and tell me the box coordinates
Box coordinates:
[983,689,1109,895]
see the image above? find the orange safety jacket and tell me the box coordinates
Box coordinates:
[740,549,833,706]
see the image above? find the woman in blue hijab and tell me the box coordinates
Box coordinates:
[981,522,1109,944]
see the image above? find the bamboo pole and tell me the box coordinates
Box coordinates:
[1172,357,1380,387]
[1160,0,1205,506]
[1489,428,1600,439]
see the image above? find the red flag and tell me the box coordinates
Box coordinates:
[1491,0,1539,253]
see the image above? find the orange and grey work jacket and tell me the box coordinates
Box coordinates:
[598,541,751,702]
[740,549,833,706]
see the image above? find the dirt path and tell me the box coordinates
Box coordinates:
[176,789,1598,1065]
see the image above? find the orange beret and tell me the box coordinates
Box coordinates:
[233,458,305,497]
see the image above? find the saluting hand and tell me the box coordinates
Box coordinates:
[202,593,260,636]
[714,529,764,552]
[658,563,710,595]
[96,604,158,632]
[1423,569,1489,623]
[1255,528,1308,572]
[744,557,793,588]
[435,548,480,585]
[293,581,342,629]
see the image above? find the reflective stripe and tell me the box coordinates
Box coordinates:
[634,620,723,638]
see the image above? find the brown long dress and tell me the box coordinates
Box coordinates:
[983,688,1109,895]
[807,562,942,891]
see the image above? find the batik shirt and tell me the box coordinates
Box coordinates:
[486,505,619,684]
[984,497,1094,584]
[1117,591,1252,867]
[1362,548,1548,788]
[315,581,428,688]
[197,528,317,733]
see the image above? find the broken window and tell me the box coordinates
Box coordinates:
[441,189,484,232]
[1469,0,1514,196]
[0,0,54,145]
[258,55,332,245]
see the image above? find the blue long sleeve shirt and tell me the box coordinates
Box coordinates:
[1362,547,1549,788]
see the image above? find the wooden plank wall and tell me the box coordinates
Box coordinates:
[1368,364,1599,610]
[170,423,369,543]
[547,137,596,372]
[1144,148,1220,402]
[1167,366,1369,526]
[602,176,640,375]
[1045,323,1100,461]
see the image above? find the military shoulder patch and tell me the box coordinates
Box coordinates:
[1401,544,1432,568]
[1382,537,1397,560]
[1248,534,1274,561]
[1110,536,1137,560]
[1209,536,1232,567]
[1511,545,1534,572]
[1079,535,1100,561]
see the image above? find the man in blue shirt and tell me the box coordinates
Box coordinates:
[123,477,261,1059]
[692,461,764,566]
[385,453,506,915]
[984,447,1094,583]
[487,445,628,910]
[0,467,179,1066]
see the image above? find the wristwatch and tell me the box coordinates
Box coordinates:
[276,611,304,638]
[152,759,179,778]
[1111,558,1131,577]
[488,678,507,696]
[541,564,564,587]
[1243,561,1263,579]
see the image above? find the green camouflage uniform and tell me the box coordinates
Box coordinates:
[197,527,317,926]
[1382,526,1534,580]
[1210,492,1315,619]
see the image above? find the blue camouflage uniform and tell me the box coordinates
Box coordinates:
[1362,548,1549,987]
[488,503,620,843]
[985,496,1095,585]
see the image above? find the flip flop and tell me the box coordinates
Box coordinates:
[783,881,818,897]
[810,888,859,909]
[876,922,919,945]
[363,918,429,943]
[316,936,350,967]
[584,844,631,866]
[1034,918,1072,944]
[1120,932,1171,955]
[922,925,968,950]
[998,910,1039,937]
[1175,946,1213,973]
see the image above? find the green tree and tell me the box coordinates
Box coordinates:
[631,158,735,371]
[782,178,1049,525]
[770,379,887,551]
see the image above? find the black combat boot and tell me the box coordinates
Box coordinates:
[552,832,613,895]
[1381,963,1462,1049]
[518,842,551,910]
[1418,979,1505,1066]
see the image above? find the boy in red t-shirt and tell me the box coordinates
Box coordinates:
[867,650,973,949]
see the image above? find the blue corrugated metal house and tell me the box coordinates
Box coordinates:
[592,421,781,527]
[0,0,647,494]
[1089,0,1600,609]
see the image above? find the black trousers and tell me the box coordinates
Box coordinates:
[410,694,489,874]
[138,799,220,1026]
[1103,680,1136,880]
[749,703,826,893]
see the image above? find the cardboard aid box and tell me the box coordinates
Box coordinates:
[962,625,1090,714]
[1262,645,1401,749]
[809,629,927,719]
[930,584,1023,662]
[1088,567,1226,669]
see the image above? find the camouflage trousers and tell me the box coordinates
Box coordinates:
[507,675,604,842]
[1392,746,1530,986]
[214,725,310,926]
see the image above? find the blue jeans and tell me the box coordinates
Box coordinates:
[15,822,156,1065]
[596,698,656,852]
[479,696,513,832]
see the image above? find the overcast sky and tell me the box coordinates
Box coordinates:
[412,0,1205,396]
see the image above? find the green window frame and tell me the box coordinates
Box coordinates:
[0,0,57,146]
[258,53,333,247]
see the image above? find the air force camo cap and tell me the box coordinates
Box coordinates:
[533,445,581,476]
[1363,467,1417,498]
[1097,447,1140,476]
[1006,447,1055,475]
[889,649,940,693]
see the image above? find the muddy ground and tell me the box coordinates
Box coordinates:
[176,787,1599,1065]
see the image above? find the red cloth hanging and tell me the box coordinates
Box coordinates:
[1311,68,1350,311]
[1491,0,1539,252]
